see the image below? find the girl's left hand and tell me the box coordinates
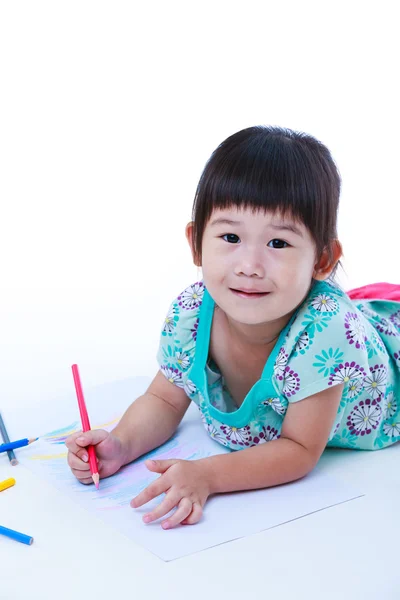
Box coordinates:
[130,458,211,529]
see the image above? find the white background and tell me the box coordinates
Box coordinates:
[0,1,398,415]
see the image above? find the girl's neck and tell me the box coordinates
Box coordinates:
[217,305,293,350]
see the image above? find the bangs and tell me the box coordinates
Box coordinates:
[192,126,340,260]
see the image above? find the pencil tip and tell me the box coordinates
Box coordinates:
[28,437,39,445]
[92,473,100,489]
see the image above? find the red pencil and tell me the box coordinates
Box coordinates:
[71,364,100,489]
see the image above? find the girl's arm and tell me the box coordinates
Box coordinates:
[112,370,191,465]
[131,383,344,529]
[203,383,344,494]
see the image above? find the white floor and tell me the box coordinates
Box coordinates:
[1,433,399,600]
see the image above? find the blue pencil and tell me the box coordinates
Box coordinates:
[0,412,18,466]
[0,525,34,545]
[0,438,38,454]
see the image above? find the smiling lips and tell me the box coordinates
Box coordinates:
[230,288,270,298]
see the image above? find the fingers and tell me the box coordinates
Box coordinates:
[161,497,193,529]
[68,450,103,471]
[67,443,93,471]
[140,497,203,529]
[181,502,203,526]
[142,492,184,524]
[67,434,102,480]
[69,462,90,480]
[130,478,167,508]
[68,451,90,472]
[65,431,85,455]
[66,430,107,477]
[68,446,90,466]
[76,475,94,485]
[65,429,108,454]
[70,459,103,482]
[145,458,179,474]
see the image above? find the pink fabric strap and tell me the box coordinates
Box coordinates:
[347,282,400,301]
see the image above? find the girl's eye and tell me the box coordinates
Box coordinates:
[222,234,240,243]
[267,239,288,249]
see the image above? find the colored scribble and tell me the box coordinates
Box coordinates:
[39,416,121,445]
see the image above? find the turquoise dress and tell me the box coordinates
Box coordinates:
[156,280,400,451]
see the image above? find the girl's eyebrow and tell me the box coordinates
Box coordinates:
[209,218,242,227]
[209,217,304,237]
[269,222,304,237]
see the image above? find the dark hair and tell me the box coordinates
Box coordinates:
[191,126,341,272]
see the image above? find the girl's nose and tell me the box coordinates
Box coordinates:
[234,247,265,277]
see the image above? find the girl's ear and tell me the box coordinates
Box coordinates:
[185,221,202,267]
[313,240,343,280]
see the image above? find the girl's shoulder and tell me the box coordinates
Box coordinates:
[156,282,205,388]
[159,281,205,342]
[289,279,400,345]
[285,279,356,346]
[273,279,373,402]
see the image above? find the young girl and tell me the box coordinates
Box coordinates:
[66,126,400,530]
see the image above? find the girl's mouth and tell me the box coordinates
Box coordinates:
[230,289,270,299]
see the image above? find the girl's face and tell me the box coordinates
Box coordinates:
[188,207,325,340]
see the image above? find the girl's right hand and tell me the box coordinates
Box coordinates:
[65,429,125,484]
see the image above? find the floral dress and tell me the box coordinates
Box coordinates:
[156,280,400,451]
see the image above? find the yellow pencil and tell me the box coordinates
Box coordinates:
[0,478,16,492]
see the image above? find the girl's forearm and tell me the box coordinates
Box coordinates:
[201,437,317,495]
[112,393,186,465]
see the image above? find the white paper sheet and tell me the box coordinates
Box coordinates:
[11,376,364,561]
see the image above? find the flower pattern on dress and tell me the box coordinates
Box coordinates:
[362,364,387,399]
[365,339,377,360]
[344,312,367,350]
[159,342,180,363]
[191,318,199,342]
[371,329,386,352]
[209,385,229,412]
[274,347,289,379]
[330,427,358,448]
[161,304,179,336]
[293,331,312,356]
[345,377,364,401]
[197,391,211,422]
[177,282,204,310]
[160,365,184,388]
[358,305,378,320]
[374,316,399,337]
[282,366,300,397]
[206,423,229,446]
[313,347,344,377]
[310,293,339,314]
[390,309,400,330]
[261,397,286,415]
[347,399,382,436]
[183,378,197,396]
[383,422,400,437]
[301,312,332,338]
[199,407,208,426]
[382,392,397,419]
[219,424,252,447]
[393,349,400,366]
[328,361,366,387]
[175,350,191,370]
[252,425,280,444]
[365,329,385,359]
